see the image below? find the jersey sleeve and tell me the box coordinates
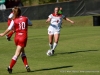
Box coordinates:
[48,14,53,19]
[7,20,14,30]
[8,13,14,19]
[62,15,66,18]
[28,18,32,26]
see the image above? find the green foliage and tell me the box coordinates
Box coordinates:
[21,0,39,6]
[21,0,65,6]
[39,0,57,4]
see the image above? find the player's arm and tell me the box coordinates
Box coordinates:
[46,18,51,23]
[65,18,74,24]
[0,20,14,37]
[63,15,74,24]
[0,29,10,37]
[46,14,52,23]
[28,18,32,26]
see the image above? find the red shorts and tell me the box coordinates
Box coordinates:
[14,33,27,47]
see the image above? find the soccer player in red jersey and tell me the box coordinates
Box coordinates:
[6,8,15,41]
[6,7,32,41]
[0,7,32,73]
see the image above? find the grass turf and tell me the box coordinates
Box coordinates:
[0,16,100,75]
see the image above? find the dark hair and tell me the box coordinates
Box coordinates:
[13,7,21,18]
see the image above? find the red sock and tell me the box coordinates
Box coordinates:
[22,56,28,67]
[9,59,16,69]
[7,31,14,38]
[9,56,17,69]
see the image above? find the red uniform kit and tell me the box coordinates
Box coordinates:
[14,16,28,47]
[6,12,14,40]
[8,16,28,47]
[8,12,14,26]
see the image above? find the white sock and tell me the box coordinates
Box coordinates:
[49,43,53,49]
[52,42,57,50]
[12,55,18,60]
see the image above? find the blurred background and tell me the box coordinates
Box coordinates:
[0,0,77,9]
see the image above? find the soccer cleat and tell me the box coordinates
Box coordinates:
[7,67,12,74]
[51,49,55,55]
[26,66,31,72]
[6,35,11,41]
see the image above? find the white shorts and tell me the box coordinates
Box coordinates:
[48,25,60,35]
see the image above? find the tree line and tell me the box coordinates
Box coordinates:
[21,0,73,6]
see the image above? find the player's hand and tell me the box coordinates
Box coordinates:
[70,21,74,24]
[0,33,4,37]
[46,20,49,23]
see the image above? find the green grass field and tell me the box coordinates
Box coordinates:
[0,16,100,75]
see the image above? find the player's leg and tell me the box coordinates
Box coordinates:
[6,27,15,41]
[53,33,60,50]
[21,49,30,72]
[7,30,14,38]
[48,29,54,49]
[6,30,14,41]
[51,32,60,54]
[48,34,54,49]
[7,45,22,74]
[6,20,13,41]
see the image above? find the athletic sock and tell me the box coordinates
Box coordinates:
[21,53,28,67]
[9,56,17,69]
[7,31,14,38]
[49,43,53,49]
[52,42,57,50]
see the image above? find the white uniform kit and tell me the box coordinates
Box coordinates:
[48,13,65,35]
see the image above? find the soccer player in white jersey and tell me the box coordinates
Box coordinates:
[46,7,74,55]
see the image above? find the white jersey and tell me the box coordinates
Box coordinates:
[48,13,65,35]
[49,13,65,28]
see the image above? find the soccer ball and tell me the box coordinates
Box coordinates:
[46,50,53,56]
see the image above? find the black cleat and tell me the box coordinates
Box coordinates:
[52,50,55,55]
[26,66,31,72]
[6,35,11,41]
[7,67,12,74]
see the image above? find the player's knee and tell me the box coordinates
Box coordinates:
[21,53,26,57]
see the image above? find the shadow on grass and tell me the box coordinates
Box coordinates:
[56,50,99,55]
[32,65,73,72]
[14,65,73,74]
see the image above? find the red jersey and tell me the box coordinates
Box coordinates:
[13,16,28,33]
[8,12,14,26]
[8,16,28,47]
